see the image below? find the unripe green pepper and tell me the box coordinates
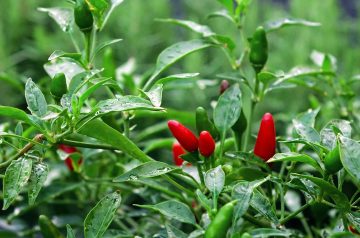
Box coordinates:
[196,107,219,140]
[232,109,247,149]
[103,48,116,80]
[50,73,67,100]
[39,215,64,238]
[205,200,236,238]
[249,26,268,73]
[74,0,93,33]
[324,145,342,174]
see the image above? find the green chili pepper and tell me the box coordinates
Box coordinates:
[231,109,247,149]
[196,107,219,140]
[39,215,64,238]
[205,200,237,238]
[324,144,342,174]
[74,0,93,33]
[103,47,116,80]
[50,73,67,100]
[249,26,268,73]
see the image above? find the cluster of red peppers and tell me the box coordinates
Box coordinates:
[168,120,215,166]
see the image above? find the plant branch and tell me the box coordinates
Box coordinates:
[0,134,44,168]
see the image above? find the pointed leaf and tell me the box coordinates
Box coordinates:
[28,162,49,205]
[84,191,122,238]
[25,78,47,117]
[339,136,360,186]
[214,84,242,139]
[38,7,73,32]
[250,189,279,225]
[78,119,152,163]
[291,173,350,211]
[135,200,195,225]
[113,161,178,182]
[204,166,225,198]
[97,96,162,114]
[143,39,212,90]
[264,18,320,32]
[157,18,214,37]
[267,152,321,172]
[3,158,33,210]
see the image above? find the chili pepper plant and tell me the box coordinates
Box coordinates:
[0,0,359,237]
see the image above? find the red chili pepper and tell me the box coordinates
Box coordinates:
[58,144,83,171]
[349,225,360,235]
[219,80,230,95]
[172,142,186,166]
[199,131,215,157]
[168,120,198,152]
[254,113,276,161]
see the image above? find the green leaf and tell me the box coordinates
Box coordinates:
[97,96,162,114]
[291,173,350,211]
[113,161,179,182]
[339,136,360,186]
[267,152,321,172]
[195,189,212,213]
[25,78,47,117]
[28,162,49,205]
[321,120,351,150]
[166,223,188,238]
[292,117,320,144]
[78,119,152,163]
[3,158,33,210]
[295,108,320,127]
[93,39,123,57]
[78,78,112,111]
[39,215,64,238]
[0,106,32,125]
[38,7,73,32]
[208,10,236,24]
[85,0,109,29]
[205,166,225,198]
[66,224,76,238]
[156,73,200,85]
[250,189,279,225]
[271,67,334,87]
[157,18,215,37]
[143,39,212,90]
[232,178,269,223]
[101,0,125,31]
[217,0,234,13]
[44,58,85,83]
[139,84,163,107]
[250,228,292,237]
[214,84,242,139]
[48,50,82,61]
[310,50,337,71]
[135,200,195,225]
[264,18,320,32]
[84,191,122,238]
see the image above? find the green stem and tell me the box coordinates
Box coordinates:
[163,175,195,197]
[243,100,256,151]
[352,196,360,206]
[243,213,271,227]
[196,163,205,187]
[60,139,118,150]
[69,31,81,53]
[280,200,314,225]
[0,134,44,168]
[300,215,313,238]
[84,31,92,66]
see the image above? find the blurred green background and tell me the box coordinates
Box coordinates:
[0,0,359,121]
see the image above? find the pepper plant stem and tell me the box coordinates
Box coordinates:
[280,200,314,225]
